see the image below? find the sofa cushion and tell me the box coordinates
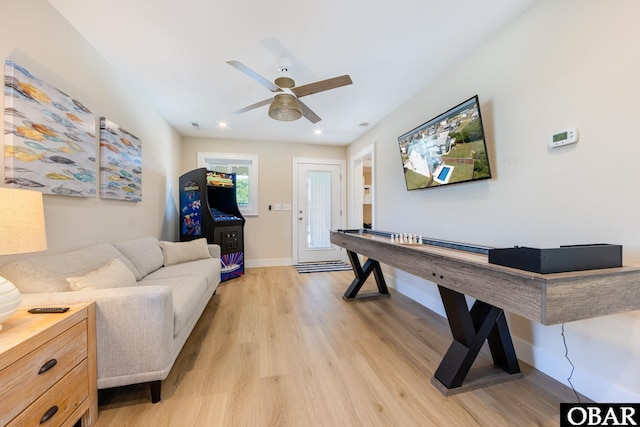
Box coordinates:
[113,236,164,280]
[0,244,133,293]
[67,257,137,291]
[141,275,209,337]
[142,257,221,287]
[159,238,211,266]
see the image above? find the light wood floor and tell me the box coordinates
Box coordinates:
[95,266,584,426]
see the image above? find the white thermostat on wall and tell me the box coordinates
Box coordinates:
[549,128,579,148]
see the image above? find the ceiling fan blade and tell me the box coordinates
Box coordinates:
[232,98,273,114]
[298,100,321,123]
[226,60,282,92]
[292,75,353,98]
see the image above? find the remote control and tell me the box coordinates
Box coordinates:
[28,307,70,314]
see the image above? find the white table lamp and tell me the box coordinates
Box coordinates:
[0,188,47,329]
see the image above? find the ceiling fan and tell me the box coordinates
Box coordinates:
[226,59,352,123]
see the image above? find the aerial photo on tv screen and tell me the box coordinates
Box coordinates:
[398,96,491,190]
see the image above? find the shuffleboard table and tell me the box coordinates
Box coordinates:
[330,229,640,395]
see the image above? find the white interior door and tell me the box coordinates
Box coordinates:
[295,161,343,263]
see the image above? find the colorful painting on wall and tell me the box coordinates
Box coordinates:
[99,117,142,202]
[3,60,97,197]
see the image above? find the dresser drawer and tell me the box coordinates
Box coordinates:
[0,321,87,425]
[7,359,89,427]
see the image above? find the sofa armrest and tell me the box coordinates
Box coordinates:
[208,244,221,259]
[19,286,174,388]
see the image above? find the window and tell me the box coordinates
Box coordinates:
[197,152,259,216]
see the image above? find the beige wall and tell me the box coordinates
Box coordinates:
[181,137,346,265]
[0,0,182,265]
[348,0,640,402]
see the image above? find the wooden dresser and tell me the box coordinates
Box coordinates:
[0,303,97,427]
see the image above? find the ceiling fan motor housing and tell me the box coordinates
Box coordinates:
[275,76,295,89]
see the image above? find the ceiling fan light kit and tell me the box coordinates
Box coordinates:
[269,93,303,121]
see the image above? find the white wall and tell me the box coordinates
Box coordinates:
[0,0,181,264]
[181,137,346,266]
[348,0,640,402]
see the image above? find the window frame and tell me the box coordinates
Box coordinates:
[197,152,259,216]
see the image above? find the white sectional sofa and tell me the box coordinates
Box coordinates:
[0,236,221,403]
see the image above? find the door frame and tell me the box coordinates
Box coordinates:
[292,157,346,265]
[349,144,375,229]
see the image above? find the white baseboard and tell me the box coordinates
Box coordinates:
[386,272,640,403]
[245,258,292,268]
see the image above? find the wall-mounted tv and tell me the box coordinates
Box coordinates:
[397,95,491,191]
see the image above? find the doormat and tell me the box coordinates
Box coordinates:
[294,261,353,274]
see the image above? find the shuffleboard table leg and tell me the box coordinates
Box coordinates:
[432,286,522,395]
[343,250,390,299]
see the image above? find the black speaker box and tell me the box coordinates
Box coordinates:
[488,244,622,274]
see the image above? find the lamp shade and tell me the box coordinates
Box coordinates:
[0,188,47,255]
[268,93,302,121]
[0,188,47,330]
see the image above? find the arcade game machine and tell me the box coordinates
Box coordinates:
[179,167,245,281]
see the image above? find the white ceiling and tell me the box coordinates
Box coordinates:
[48,0,538,145]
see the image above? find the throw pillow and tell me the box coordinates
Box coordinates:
[113,236,164,280]
[160,238,211,266]
[67,257,138,291]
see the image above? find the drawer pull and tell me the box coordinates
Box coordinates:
[38,358,58,374]
[40,405,58,424]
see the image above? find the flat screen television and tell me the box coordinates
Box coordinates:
[397,95,492,191]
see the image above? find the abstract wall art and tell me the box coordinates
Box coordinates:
[4,60,97,197]
[99,117,142,202]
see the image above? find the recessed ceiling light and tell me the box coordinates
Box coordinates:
[218,122,228,128]
[314,129,322,135]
